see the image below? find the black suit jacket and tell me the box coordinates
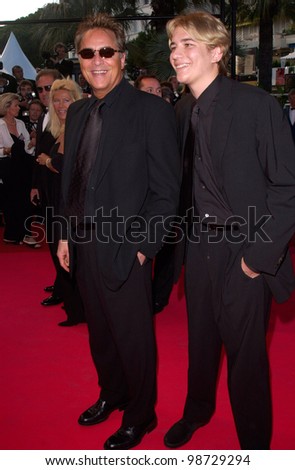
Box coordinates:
[283,107,295,144]
[60,78,181,290]
[0,71,17,93]
[31,113,56,206]
[55,59,74,78]
[175,75,295,303]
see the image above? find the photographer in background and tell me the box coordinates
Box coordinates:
[0,62,17,94]
[17,80,36,118]
[41,51,57,70]
[21,99,44,156]
[53,43,74,78]
[41,44,74,78]
[21,99,44,135]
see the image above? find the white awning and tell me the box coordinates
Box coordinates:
[281,51,295,61]
[0,32,36,80]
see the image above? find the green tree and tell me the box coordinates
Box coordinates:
[126,30,174,80]
[0,1,139,69]
[145,31,175,79]
[35,0,138,63]
[236,0,295,91]
[0,10,43,69]
[150,0,178,32]
[126,30,154,79]
[36,1,75,58]
[132,0,224,80]
[149,0,221,32]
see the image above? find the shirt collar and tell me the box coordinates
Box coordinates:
[196,74,222,114]
[88,76,125,109]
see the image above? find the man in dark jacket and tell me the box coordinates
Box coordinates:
[57,13,180,450]
[164,11,295,450]
[284,88,295,144]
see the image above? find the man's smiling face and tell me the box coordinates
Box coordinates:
[79,28,126,99]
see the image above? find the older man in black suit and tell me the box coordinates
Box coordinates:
[163,11,295,450]
[57,13,180,450]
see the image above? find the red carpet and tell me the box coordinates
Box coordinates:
[0,228,294,450]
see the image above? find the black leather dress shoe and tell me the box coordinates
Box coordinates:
[104,416,157,450]
[78,398,127,426]
[44,285,54,292]
[164,418,208,448]
[153,302,166,314]
[58,320,79,327]
[41,295,63,306]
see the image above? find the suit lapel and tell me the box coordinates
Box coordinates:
[63,99,92,198]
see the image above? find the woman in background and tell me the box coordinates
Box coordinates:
[0,93,37,246]
[36,78,86,327]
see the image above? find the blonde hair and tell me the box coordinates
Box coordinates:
[166,11,231,75]
[0,93,19,117]
[47,78,82,138]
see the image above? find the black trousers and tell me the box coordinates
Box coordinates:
[1,156,33,242]
[0,158,10,224]
[42,197,63,298]
[183,229,272,449]
[46,203,85,323]
[75,233,157,427]
[152,242,176,308]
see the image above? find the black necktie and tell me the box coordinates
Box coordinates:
[179,102,199,221]
[67,101,104,226]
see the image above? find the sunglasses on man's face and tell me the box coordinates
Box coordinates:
[36,85,52,93]
[78,47,123,60]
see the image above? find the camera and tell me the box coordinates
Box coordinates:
[26,91,36,101]
[41,51,57,60]
[41,51,58,69]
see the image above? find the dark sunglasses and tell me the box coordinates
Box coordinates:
[78,47,123,59]
[36,85,52,93]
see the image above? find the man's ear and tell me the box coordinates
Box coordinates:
[211,46,223,64]
[120,52,126,70]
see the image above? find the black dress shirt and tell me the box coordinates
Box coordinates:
[192,75,232,225]
[85,78,125,218]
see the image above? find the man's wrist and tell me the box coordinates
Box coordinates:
[45,157,51,168]
[241,257,260,278]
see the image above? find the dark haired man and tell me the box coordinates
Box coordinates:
[57,13,180,450]
[134,74,162,97]
[52,43,74,78]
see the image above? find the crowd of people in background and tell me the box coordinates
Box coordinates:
[1,32,295,314]
[0,47,184,321]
